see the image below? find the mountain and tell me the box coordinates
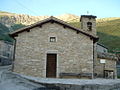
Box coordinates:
[0,23,9,34]
[57,14,79,22]
[0,23,13,42]
[0,11,79,27]
[0,11,49,27]
[97,18,120,52]
[0,11,120,52]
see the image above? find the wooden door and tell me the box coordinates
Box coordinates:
[46,54,57,78]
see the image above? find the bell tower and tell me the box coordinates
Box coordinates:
[80,15,97,35]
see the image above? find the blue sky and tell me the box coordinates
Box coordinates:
[0,0,120,18]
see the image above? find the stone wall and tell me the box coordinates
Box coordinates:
[47,83,120,90]
[14,22,94,78]
[97,44,108,53]
[94,57,117,78]
[0,40,14,66]
[80,17,96,35]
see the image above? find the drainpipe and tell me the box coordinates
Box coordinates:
[93,41,97,79]
[12,38,16,71]
[93,42,95,79]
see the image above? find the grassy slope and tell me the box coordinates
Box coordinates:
[69,18,120,52]
[97,19,120,52]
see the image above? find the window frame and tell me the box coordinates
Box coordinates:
[87,22,92,31]
[49,37,56,42]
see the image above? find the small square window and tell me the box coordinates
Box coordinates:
[50,37,56,42]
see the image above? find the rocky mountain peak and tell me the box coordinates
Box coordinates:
[0,11,80,28]
[56,13,80,22]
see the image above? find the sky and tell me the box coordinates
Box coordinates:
[0,0,120,18]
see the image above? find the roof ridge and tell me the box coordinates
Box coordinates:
[9,17,99,42]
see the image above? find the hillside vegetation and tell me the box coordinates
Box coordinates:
[0,11,120,52]
[0,23,13,42]
[97,18,120,52]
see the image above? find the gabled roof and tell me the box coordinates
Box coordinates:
[97,43,108,50]
[80,15,97,21]
[9,16,99,42]
[97,52,117,60]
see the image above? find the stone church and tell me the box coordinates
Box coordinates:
[10,15,103,78]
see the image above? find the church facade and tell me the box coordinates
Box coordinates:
[10,15,102,78]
